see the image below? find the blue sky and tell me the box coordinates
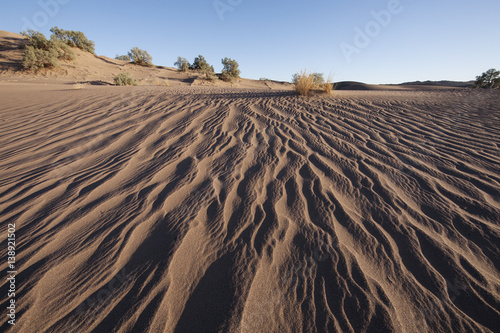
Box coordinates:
[1,0,499,84]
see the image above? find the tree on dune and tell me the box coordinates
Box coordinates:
[474,68,500,89]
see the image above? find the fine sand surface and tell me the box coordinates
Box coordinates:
[0,83,499,333]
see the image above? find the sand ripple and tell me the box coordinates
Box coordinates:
[1,86,499,332]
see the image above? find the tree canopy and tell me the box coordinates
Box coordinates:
[474,68,500,89]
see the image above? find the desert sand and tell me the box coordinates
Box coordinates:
[1,31,499,333]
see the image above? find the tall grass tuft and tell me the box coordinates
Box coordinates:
[322,75,334,94]
[293,70,316,96]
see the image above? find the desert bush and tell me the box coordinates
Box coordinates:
[174,57,190,72]
[312,73,325,86]
[128,47,153,67]
[21,29,50,49]
[206,73,219,82]
[220,73,234,83]
[474,68,500,89]
[292,72,323,85]
[115,54,131,61]
[114,72,137,86]
[53,41,75,61]
[204,66,216,81]
[190,55,216,80]
[22,46,58,71]
[191,55,213,73]
[21,30,75,71]
[50,27,95,54]
[221,57,240,82]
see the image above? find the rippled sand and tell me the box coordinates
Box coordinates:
[1,84,499,332]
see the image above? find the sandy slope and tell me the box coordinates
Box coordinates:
[0,83,499,333]
[0,30,291,90]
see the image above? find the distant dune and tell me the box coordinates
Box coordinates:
[400,80,475,88]
[1,30,499,333]
[334,81,466,91]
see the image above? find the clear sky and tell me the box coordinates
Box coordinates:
[1,0,499,84]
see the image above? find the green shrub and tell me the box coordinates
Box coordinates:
[220,73,234,83]
[114,72,137,86]
[204,66,216,81]
[50,27,95,54]
[21,30,75,71]
[191,55,213,73]
[22,46,58,71]
[312,73,324,86]
[21,29,50,49]
[174,57,190,72]
[221,57,240,82]
[206,73,219,82]
[128,47,153,67]
[53,41,75,61]
[115,54,131,61]
[474,68,500,89]
[190,55,216,80]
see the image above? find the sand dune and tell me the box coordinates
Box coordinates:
[333,81,461,91]
[0,83,499,333]
[0,30,291,90]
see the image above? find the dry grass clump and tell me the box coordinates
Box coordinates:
[293,70,334,96]
[293,70,316,96]
[322,75,333,94]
